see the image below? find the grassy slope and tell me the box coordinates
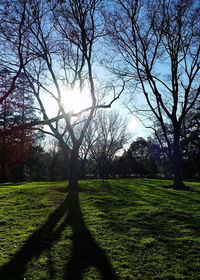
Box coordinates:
[0,179,200,279]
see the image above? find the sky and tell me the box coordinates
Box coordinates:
[112,98,151,139]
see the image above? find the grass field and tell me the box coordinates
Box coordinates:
[0,178,200,280]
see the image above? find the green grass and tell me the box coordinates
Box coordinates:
[0,178,200,279]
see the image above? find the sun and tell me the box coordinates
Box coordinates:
[127,116,138,132]
[45,84,92,117]
[61,84,92,114]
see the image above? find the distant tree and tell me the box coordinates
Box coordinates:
[112,155,131,178]
[107,0,200,189]
[120,137,160,178]
[78,123,98,179]
[126,138,149,177]
[89,111,129,178]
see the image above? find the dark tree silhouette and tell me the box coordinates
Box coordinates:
[4,0,124,191]
[107,0,200,189]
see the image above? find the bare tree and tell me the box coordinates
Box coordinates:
[78,121,98,178]
[5,0,124,191]
[89,110,129,178]
[107,0,200,189]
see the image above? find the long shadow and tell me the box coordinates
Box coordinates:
[64,193,118,280]
[0,192,117,280]
[0,194,69,280]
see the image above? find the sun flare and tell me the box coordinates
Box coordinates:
[62,85,92,114]
[127,116,138,132]
[46,84,92,116]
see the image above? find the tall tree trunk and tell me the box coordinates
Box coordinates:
[81,159,86,179]
[97,161,105,179]
[66,145,82,193]
[172,130,188,190]
[61,150,69,181]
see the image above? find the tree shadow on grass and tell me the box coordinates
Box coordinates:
[0,192,117,280]
[0,193,69,280]
[64,193,117,280]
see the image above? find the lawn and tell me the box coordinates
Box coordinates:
[0,178,200,280]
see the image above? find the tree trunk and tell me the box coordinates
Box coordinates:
[81,159,86,179]
[66,146,82,193]
[98,162,105,179]
[62,152,69,180]
[172,130,189,190]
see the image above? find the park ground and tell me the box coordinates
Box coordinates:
[0,178,200,279]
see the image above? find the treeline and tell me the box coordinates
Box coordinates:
[1,96,199,182]
[4,133,200,182]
